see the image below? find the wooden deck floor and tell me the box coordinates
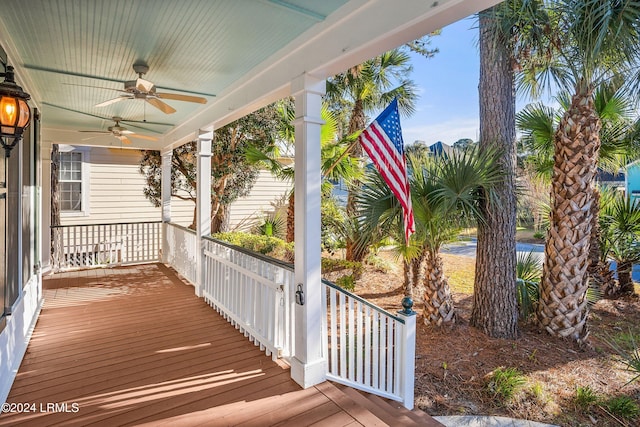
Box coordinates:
[1,264,441,427]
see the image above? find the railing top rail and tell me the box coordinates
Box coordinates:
[165,222,197,235]
[52,220,162,229]
[322,279,405,324]
[202,235,295,271]
[201,234,404,324]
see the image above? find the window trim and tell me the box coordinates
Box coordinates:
[58,145,90,217]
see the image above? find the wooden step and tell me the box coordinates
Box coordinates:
[363,390,442,426]
[334,383,443,427]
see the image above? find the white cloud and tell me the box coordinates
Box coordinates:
[402,117,479,146]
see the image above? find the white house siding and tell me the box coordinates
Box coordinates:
[59,147,193,226]
[56,147,291,232]
[227,170,292,232]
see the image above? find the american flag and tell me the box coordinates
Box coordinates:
[359,99,415,243]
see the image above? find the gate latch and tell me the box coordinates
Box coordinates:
[295,284,305,306]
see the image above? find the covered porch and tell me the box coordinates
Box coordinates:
[1,264,439,426]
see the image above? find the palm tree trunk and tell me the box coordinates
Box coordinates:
[588,188,613,289]
[345,98,367,261]
[286,191,295,243]
[422,250,456,326]
[617,260,635,295]
[403,258,413,298]
[538,88,601,343]
[470,7,519,339]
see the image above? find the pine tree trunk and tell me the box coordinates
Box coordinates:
[470,8,519,339]
[537,87,601,343]
[422,250,456,326]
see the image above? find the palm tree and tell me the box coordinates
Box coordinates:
[517,84,640,295]
[599,189,640,296]
[248,101,361,244]
[531,0,640,342]
[357,149,503,326]
[326,48,418,261]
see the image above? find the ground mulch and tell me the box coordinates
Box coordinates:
[351,252,640,427]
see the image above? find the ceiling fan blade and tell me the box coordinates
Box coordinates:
[63,83,129,94]
[156,92,207,104]
[121,129,135,135]
[129,134,158,141]
[96,96,130,107]
[146,98,176,114]
[78,130,110,134]
[136,77,155,92]
[118,135,133,144]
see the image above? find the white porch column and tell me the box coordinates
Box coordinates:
[290,73,326,388]
[160,149,172,264]
[195,128,213,297]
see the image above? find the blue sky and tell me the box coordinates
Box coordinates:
[401,17,537,147]
[402,17,481,146]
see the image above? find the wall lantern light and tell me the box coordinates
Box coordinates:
[0,65,31,156]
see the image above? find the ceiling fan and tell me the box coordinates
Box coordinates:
[95,62,208,114]
[79,116,159,144]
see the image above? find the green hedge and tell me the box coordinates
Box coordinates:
[212,232,294,262]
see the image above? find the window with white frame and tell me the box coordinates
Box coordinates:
[58,147,90,216]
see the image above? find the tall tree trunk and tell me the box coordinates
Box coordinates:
[212,203,229,233]
[50,144,62,269]
[470,8,519,339]
[422,250,456,326]
[345,98,367,261]
[537,87,600,343]
[286,191,295,243]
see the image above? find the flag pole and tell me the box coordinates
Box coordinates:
[322,137,360,178]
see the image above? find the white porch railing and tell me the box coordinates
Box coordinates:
[323,280,416,409]
[161,222,415,409]
[163,222,198,284]
[200,236,295,361]
[51,221,161,270]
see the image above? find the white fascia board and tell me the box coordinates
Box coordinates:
[163,0,501,149]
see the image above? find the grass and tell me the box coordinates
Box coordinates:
[486,367,528,403]
[603,396,640,420]
[574,386,600,409]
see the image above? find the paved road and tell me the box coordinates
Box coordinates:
[442,238,544,261]
[443,238,640,281]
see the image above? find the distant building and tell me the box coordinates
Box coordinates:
[428,141,455,158]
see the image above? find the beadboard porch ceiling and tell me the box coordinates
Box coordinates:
[0,0,500,151]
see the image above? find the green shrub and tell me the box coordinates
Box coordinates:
[604,329,640,385]
[322,258,363,291]
[574,386,600,409]
[486,367,527,403]
[213,232,294,262]
[603,396,640,420]
[251,211,286,239]
[533,230,546,240]
[335,275,356,291]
